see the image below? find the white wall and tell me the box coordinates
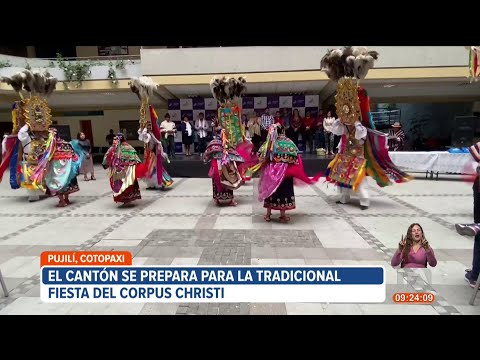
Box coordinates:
[141,46,468,75]
[55,108,168,147]
[0,107,168,148]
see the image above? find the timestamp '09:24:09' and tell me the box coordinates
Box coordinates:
[392,292,435,303]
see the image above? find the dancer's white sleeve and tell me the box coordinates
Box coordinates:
[354,121,367,140]
[18,125,30,142]
[331,119,345,136]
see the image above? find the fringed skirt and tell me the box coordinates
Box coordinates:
[212,179,234,201]
[162,169,173,188]
[113,180,141,204]
[58,177,79,195]
[46,177,79,196]
[144,167,173,189]
[109,166,142,204]
[264,177,295,210]
[45,159,79,196]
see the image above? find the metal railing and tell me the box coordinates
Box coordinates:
[42,54,141,62]
[0,53,141,68]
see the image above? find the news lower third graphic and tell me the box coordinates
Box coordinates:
[40,251,386,303]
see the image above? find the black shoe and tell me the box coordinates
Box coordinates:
[465,272,477,288]
[458,224,480,237]
[455,223,467,235]
[455,224,465,235]
[335,201,344,205]
[360,205,368,210]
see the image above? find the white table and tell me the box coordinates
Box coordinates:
[388,151,476,179]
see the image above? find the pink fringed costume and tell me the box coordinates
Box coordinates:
[204,76,257,205]
[250,124,322,215]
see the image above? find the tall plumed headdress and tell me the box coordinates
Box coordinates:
[320,46,379,82]
[320,46,379,126]
[209,76,247,104]
[1,70,58,132]
[128,76,159,129]
[1,70,58,99]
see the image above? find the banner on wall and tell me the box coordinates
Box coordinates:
[168,95,319,152]
[168,95,319,120]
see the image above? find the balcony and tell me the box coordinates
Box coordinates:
[0,53,142,87]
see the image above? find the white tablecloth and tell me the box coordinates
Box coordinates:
[388,151,476,174]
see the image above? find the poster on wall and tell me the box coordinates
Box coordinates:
[98,46,129,56]
[119,120,138,141]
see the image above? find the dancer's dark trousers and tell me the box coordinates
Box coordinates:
[474,177,480,223]
[471,176,480,280]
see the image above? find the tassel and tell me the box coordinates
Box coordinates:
[248,162,263,175]
[470,48,474,80]
[474,51,479,78]
[9,139,20,189]
[30,131,56,187]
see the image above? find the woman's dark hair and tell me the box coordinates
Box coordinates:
[401,223,426,263]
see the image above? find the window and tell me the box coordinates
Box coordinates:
[97,46,129,56]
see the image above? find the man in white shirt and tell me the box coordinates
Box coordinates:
[260,108,274,143]
[160,113,177,158]
[195,112,209,159]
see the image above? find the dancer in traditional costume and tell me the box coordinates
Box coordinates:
[321,47,412,210]
[0,70,57,201]
[249,124,322,222]
[102,133,146,206]
[31,128,84,207]
[466,46,480,82]
[129,77,173,190]
[204,76,256,206]
[138,125,173,190]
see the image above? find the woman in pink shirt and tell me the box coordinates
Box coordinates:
[391,223,437,268]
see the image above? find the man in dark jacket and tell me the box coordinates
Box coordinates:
[455,141,480,288]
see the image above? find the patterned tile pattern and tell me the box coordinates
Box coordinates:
[0,167,478,315]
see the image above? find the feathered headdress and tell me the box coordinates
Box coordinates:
[129,76,160,129]
[128,76,159,101]
[210,76,247,104]
[1,70,57,99]
[320,46,379,82]
[320,47,379,127]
